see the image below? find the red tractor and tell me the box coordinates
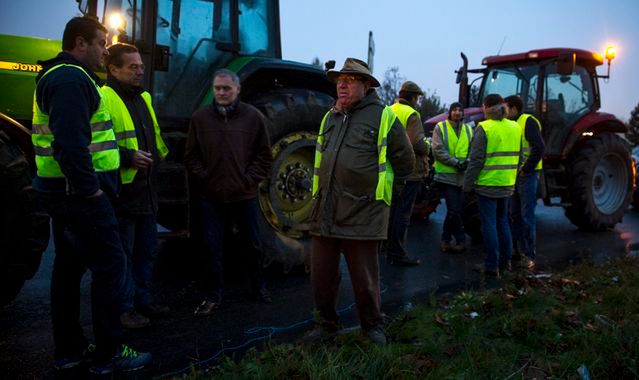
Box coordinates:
[423,47,634,231]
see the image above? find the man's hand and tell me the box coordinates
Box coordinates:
[132,150,153,169]
[86,188,104,198]
[455,161,468,171]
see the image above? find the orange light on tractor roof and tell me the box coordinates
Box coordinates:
[605,45,617,61]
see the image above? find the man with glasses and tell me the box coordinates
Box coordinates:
[307,58,415,344]
[103,43,170,329]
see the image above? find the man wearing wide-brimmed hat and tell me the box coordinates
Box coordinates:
[307,58,415,344]
[383,81,430,266]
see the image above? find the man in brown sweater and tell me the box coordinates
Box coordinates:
[184,69,273,316]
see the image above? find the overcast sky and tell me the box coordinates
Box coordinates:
[2,0,637,120]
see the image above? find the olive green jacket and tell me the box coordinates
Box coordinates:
[310,90,415,239]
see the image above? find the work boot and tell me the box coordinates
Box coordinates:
[303,324,337,343]
[449,242,466,253]
[138,303,170,318]
[120,310,150,329]
[387,255,421,266]
[519,256,536,270]
[499,260,512,273]
[365,326,387,345]
[53,343,96,370]
[193,300,220,317]
[89,345,152,375]
[440,240,451,252]
[473,263,500,278]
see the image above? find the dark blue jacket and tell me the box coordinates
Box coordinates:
[33,52,119,198]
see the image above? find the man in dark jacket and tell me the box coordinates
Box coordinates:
[504,95,545,270]
[32,17,150,374]
[184,69,273,316]
[308,58,415,344]
[103,43,170,329]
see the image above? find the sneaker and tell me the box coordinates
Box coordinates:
[254,288,273,304]
[519,256,536,270]
[120,309,150,329]
[138,303,170,318]
[194,300,220,317]
[387,255,421,266]
[53,343,96,370]
[89,345,152,374]
[473,263,500,277]
[365,326,387,345]
[440,240,451,252]
[449,242,466,253]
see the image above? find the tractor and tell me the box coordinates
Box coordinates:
[0,0,335,305]
[423,48,634,233]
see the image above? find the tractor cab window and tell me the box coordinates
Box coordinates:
[541,64,594,154]
[238,0,278,57]
[481,65,539,112]
[152,0,230,119]
[543,64,594,124]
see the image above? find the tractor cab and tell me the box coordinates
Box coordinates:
[466,48,606,157]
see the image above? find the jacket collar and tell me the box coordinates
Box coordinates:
[36,52,102,85]
[106,76,144,99]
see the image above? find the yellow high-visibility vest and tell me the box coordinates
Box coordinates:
[517,113,543,171]
[102,85,169,184]
[32,64,119,178]
[433,119,473,174]
[312,107,397,206]
[389,102,420,129]
[475,118,522,187]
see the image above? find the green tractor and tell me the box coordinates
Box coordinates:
[0,0,335,305]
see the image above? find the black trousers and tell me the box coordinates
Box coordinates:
[38,192,126,361]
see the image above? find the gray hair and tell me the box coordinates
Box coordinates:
[213,68,240,85]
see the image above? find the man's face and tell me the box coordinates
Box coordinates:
[336,74,368,109]
[503,103,518,119]
[450,107,463,122]
[109,52,144,87]
[213,75,240,105]
[83,30,109,72]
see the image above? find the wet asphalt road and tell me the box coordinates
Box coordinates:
[2,204,638,379]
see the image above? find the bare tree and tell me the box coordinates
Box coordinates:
[310,57,322,68]
[627,102,639,145]
[419,90,447,120]
[378,66,405,105]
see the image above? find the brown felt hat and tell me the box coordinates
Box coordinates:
[327,57,380,87]
[400,81,423,94]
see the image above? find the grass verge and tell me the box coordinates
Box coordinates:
[179,257,639,379]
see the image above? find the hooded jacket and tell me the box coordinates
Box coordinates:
[310,90,415,239]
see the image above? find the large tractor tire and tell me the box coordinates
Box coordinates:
[246,89,333,272]
[0,131,49,306]
[564,133,633,230]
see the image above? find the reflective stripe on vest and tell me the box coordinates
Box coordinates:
[475,119,522,187]
[32,64,119,178]
[101,86,169,184]
[433,119,473,174]
[389,102,419,129]
[517,113,543,171]
[312,106,397,206]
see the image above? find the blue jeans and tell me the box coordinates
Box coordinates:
[510,172,538,259]
[440,183,465,244]
[38,192,126,361]
[386,180,421,258]
[117,214,158,312]
[199,197,265,302]
[477,195,512,270]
